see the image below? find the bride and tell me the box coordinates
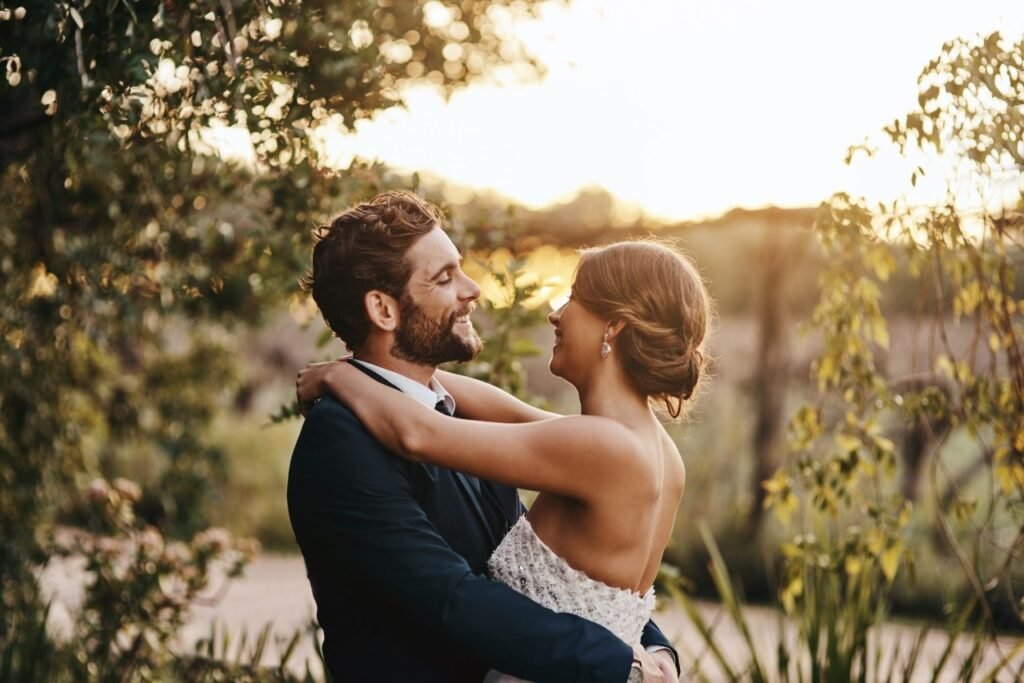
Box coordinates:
[297,240,711,682]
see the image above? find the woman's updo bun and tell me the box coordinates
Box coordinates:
[571,240,712,419]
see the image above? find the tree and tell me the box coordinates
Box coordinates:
[745,223,806,535]
[0,0,553,644]
[763,31,1024,678]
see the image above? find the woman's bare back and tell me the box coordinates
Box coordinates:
[521,421,685,595]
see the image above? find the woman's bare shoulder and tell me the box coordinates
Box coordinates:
[659,428,686,491]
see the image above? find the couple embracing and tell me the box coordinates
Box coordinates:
[287,191,711,682]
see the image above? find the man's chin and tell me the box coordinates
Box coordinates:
[456,339,483,362]
[453,329,483,359]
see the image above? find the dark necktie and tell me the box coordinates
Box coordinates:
[432,396,513,543]
[434,399,484,497]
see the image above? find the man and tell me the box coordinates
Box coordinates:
[287,191,679,682]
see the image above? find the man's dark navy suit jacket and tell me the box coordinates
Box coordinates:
[287,367,677,682]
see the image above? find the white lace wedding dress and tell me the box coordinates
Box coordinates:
[482,515,656,683]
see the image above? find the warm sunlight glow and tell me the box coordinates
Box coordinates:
[203,122,256,166]
[463,246,579,309]
[321,0,1024,221]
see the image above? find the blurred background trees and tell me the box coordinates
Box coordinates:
[2,0,1023,679]
[734,31,1024,680]
[771,27,1024,628]
[0,0,551,677]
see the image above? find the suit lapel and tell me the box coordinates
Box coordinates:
[350,360,500,548]
[451,470,499,548]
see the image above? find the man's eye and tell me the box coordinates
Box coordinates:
[438,277,453,285]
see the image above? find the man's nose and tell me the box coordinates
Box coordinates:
[459,272,481,301]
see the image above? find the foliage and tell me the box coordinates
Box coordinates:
[66,477,258,682]
[175,619,327,683]
[662,523,1023,682]
[1,477,262,682]
[755,191,914,680]
[0,592,58,683]
[762,29,1023,678]
[661,29,1024,682]
[0,0,553,656]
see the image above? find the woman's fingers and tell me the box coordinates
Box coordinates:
[295,358,351,416]
[296,367,320,413]
[296,368,317,402]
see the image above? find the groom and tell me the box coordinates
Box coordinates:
[287,191,679,682]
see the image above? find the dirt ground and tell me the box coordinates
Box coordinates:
[40,553,1023,682]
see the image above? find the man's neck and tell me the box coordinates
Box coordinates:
[351,349,436,387]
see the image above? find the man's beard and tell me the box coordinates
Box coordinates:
[391,293,482,366]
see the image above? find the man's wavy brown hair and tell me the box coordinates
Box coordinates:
[300,191,446,348]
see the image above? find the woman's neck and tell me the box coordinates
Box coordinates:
[577,367,652,427]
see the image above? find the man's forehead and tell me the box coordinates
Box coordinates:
[409,226,460,272]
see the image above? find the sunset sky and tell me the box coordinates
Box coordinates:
[318,0,1024,222]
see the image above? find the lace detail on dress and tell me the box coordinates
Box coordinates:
[487,516,655,646]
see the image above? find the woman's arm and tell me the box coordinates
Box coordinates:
[435,370,561,423]
[296,361,650,501]
[295,362,558,423]
[290,398,638,682]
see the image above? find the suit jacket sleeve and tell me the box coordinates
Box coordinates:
[290,398,635,683]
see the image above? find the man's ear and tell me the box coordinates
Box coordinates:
[364,290,400,332]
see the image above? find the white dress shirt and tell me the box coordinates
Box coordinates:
[348,359,456,415]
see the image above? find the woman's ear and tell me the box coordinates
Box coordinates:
[364,290,400,332]
[605,319,626,343]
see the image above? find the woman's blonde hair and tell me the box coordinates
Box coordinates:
[572,239,712,419]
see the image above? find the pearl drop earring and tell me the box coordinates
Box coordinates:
[600,330,611,359]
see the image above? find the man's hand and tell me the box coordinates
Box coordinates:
[632,646,668,683]
[649,648,678,682]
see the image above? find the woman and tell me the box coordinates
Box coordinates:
[297,240,711,682]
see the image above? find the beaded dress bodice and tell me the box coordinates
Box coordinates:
[487,515,655,646]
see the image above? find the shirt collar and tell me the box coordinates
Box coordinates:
[349,359,456,414]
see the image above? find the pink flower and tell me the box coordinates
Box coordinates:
[112,477,142,503]
[194,527,231,553]
[87,478,111,503]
